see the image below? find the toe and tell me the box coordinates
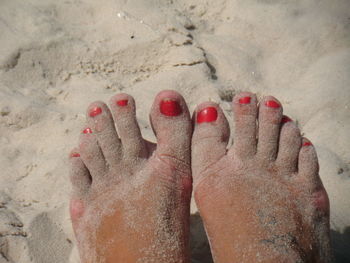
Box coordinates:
[276,116,302,173]
[109,93,147,159]
[150,90,192,168]
[297,138,330,223]
[229,92,258,159]
[79,127,107,178]
[256,96,283,162]
[69,148,91,223]
[86,101,122,168]
[192,102,230,176]
[69,148,92,198]
[297,138,322,191]
[312,187,330,217]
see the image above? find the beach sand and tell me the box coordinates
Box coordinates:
[0,0,349,262]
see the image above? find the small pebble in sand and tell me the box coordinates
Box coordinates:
[0,106,11,116]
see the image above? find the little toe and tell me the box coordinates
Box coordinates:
[69,148,92,199]
[86,101,122,167]
[69,149,91,223]
[256,96,283,162]
[79,127,107,178]
[276,116,302,173]
[109,93,147,159]
[149,90,192,168]
[192,102,230,176]
[229,92,258,159]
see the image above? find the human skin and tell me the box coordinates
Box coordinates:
[69,90,332,263]
[69,90,192,263]
[191,92,332,262]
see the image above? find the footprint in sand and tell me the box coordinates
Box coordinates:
[0,192,26,263]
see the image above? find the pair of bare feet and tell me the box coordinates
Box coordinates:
[69,90,332,263]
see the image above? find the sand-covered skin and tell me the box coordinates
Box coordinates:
[0,0,349,262]
[69,91,192,263]
[192,93,332,262]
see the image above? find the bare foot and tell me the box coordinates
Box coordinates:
[192,92,332,262]
[69,91,192,263]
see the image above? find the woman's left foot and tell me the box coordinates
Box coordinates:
[192,92,333,263]
[69,91,192,263]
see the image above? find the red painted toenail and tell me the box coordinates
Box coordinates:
[281,116,292,123]
[303,141,312,146]
[265,100,280,108]
[160,99,182,116]
[239,96,251,104]
[89,107,102,117]
[71,153,80,157]
[117,99,128,106]
[197,107,218,123]
[83,128,93,134]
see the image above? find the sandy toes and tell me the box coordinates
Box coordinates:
[192,92,332,263]
[69,91,192,263]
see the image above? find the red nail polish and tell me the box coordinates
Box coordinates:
[83,128,93,134]
[197,107,218,123]
[160,99,182,116]
[303,142,312,146]
[265,100,280,108]
[239,96,251,104]
[71,153,80,157]
[89,107,102,117]
[117,99,128,106]
[281,116,292,123]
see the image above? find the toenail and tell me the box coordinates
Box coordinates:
[82,127,93,134]
[197,107,218,123]
[89,107,102,117]
[238,96,251,104]
[160,99,182,116]
[265,100,280,108]
[71,152,80,157]
[281,116,292,123]
[303,141,312,146]
[117,99,128,106]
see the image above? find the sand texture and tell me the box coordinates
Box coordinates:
[0,0,349,262]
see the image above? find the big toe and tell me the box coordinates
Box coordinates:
[150,90,192,169]
[192,102,230,181]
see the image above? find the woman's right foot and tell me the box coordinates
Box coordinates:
[192,92,333,262]
[69,90,192,263]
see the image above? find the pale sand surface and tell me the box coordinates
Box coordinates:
[0,0,349,262]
